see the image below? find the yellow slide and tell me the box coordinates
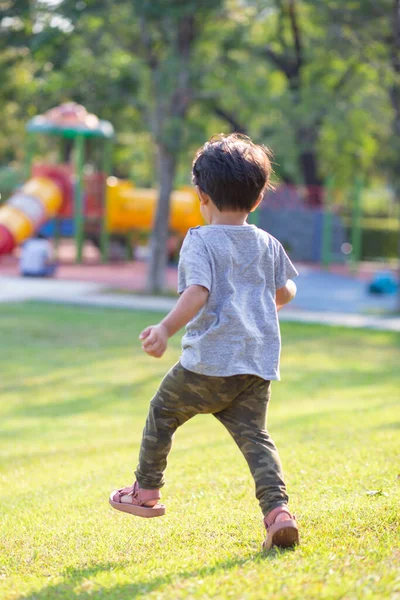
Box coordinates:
[106,178,202,235]
[0,177,62,255]
[0,174,202,256]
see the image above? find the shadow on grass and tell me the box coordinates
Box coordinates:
[17,549,292,600]
[3,377,157,421]
[375,421,400,430]
[4,361,399,424]
[275,396,400,432]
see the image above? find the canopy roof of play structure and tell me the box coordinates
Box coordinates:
[26,103,114,139]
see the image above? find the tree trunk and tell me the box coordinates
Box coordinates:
[142,13,196,294]
[298,148,324,206]
[147,144,177,293]
[260,1,324,206]
[294,127,324,207]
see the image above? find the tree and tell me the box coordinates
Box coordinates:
[133,4,199,292]
[201,1,388,203]
[43,0,224,291]
[126,2,224,292]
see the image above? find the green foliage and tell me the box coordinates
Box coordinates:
[0,166,23,202]
[0,0,398,214]
[357,227,400,260]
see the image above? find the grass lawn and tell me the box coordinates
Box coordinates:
[0,303,399,600]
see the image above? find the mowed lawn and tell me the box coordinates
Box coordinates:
[0,303,399,600]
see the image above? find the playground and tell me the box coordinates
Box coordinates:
[0,104,201,264]
[0,104,398,330]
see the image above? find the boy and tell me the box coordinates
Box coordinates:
[110,134,299,550]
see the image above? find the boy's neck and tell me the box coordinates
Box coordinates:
[208,210,249,226]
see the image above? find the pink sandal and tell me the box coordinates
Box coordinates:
[263,505,299,550]
[109,481,166,518]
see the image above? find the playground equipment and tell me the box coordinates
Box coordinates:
[0,103,202,261]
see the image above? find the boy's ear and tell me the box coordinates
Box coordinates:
[196,185,209,205]
[250,192,264,212]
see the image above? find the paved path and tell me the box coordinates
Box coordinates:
[292,266,398,314]
[0,274,399,332]
[0,276,104,303]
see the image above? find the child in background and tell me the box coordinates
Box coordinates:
[110,134,299,550]
[20,233,57,278]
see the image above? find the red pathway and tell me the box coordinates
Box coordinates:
[0,240,395,291]
[0,244,178,292]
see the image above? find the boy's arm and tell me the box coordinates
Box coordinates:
[275,279,297,311]
[139,284,209,358]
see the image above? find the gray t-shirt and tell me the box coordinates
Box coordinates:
[178,224,298,381]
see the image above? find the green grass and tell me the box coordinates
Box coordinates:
[342,217,400,231]
[0,303,399,600]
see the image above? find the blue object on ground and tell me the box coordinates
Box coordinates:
[40,218,75,237]
[368,272,398,295]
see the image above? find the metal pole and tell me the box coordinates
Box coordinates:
[100,138,112,263]
[322,176,334,268]
[74,135,85,264]
[125,230,135,261]
[350,175,363,273]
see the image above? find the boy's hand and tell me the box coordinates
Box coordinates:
[139,324,168,358]
[138,285,208,359]
[276,279,297,311]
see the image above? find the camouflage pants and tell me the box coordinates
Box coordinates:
[135,362,288,516]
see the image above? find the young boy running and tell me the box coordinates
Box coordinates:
[110,134,299,550]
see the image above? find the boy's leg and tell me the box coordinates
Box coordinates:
[134,363,229,489]
[213,377,288,516]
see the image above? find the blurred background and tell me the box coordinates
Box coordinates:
[0,0,399,311]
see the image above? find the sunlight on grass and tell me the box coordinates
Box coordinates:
[0,303,399,599]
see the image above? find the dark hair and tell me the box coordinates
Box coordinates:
[192,133,273,212]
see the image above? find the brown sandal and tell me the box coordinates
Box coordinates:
[109,481,166,518]
[263,506,299,550]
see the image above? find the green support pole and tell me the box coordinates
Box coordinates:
[24,133,36,181]
[100,139,112,263]
[125,230,135,261]
[54,217,61,259]
[350,175,363,273]
[74,135,85,264]
[322,176,335,268]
